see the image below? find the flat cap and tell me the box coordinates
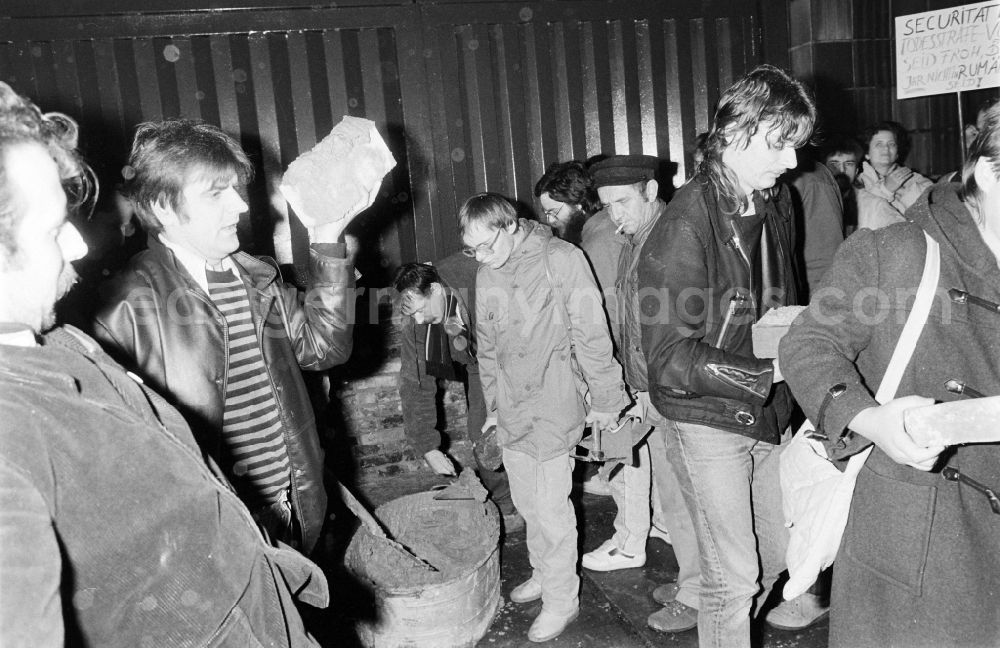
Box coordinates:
[590,154,659,188]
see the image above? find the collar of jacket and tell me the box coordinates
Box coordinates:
[2,326,104,396]
[858,160,903,187]
[695,177,789,250]
[497,218,553,270]
[146,236,280,292]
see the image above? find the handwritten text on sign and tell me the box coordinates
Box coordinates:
[895,1,1000,99]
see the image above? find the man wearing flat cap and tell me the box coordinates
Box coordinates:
[586,155,701,633]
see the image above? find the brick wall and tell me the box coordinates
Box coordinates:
[323,299,475,483]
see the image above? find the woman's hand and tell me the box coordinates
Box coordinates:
[848,396,945,470]
[883,167,914,194]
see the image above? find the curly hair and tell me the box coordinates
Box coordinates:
[0,82,95,257]
[533,161,602,216]
[700,65,815,215]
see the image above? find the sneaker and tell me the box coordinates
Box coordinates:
[502,511,526,534]
[582,540,646,571]
[647,601,698,633]
[510,578,543,604]
[648,525,672,544]
[765,593,830,630]
[651,582,679,606]
[581,474,612,496]
[528,607,580,642]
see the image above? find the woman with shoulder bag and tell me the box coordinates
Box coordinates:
[780,104,1000,648]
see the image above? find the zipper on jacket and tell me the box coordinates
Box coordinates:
[726,219,758,314]
[183,287,293,541]
[252,292,308,542]
[714,292,748,349]
[728,222,753,286]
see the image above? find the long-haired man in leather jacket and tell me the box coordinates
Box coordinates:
[637,64,815,648]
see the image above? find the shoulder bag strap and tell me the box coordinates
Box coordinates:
[844,231,941,475]
[541,235,576,350]
[874,231,941,404]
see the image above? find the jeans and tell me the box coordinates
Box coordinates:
[503,447,580,615]
[604,393,702,610]
[607,442,651,556]
[661,418,788,648]
[644,401,703,610]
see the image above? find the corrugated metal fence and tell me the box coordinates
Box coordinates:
[0,1,768,279]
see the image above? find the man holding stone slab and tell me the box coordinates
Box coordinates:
[94,119,366,554]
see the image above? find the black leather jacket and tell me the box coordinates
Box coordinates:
[637,177,799,443]
[93,237,354,553]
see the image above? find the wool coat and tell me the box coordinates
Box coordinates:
[780,183,1000,648]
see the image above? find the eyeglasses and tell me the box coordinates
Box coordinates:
[462,228,502,258]
[543,203,566,221]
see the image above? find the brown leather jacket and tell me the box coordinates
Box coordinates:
[92,237,354,553]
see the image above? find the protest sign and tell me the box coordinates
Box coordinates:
[895,1,1000,99]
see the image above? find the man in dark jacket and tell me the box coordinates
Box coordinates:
[392,256,522,531]
[823,136,863,233]
[0,82,323,647]
[93,120,356,554]
[780,103,1000,648]
[785,157,845,297]
[588,155,702,633]
[637,65,813,648]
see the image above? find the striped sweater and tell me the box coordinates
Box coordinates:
[206,268,292,506]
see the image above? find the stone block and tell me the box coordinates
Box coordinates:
[904,396,1000,446]
[752,306,807,359]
